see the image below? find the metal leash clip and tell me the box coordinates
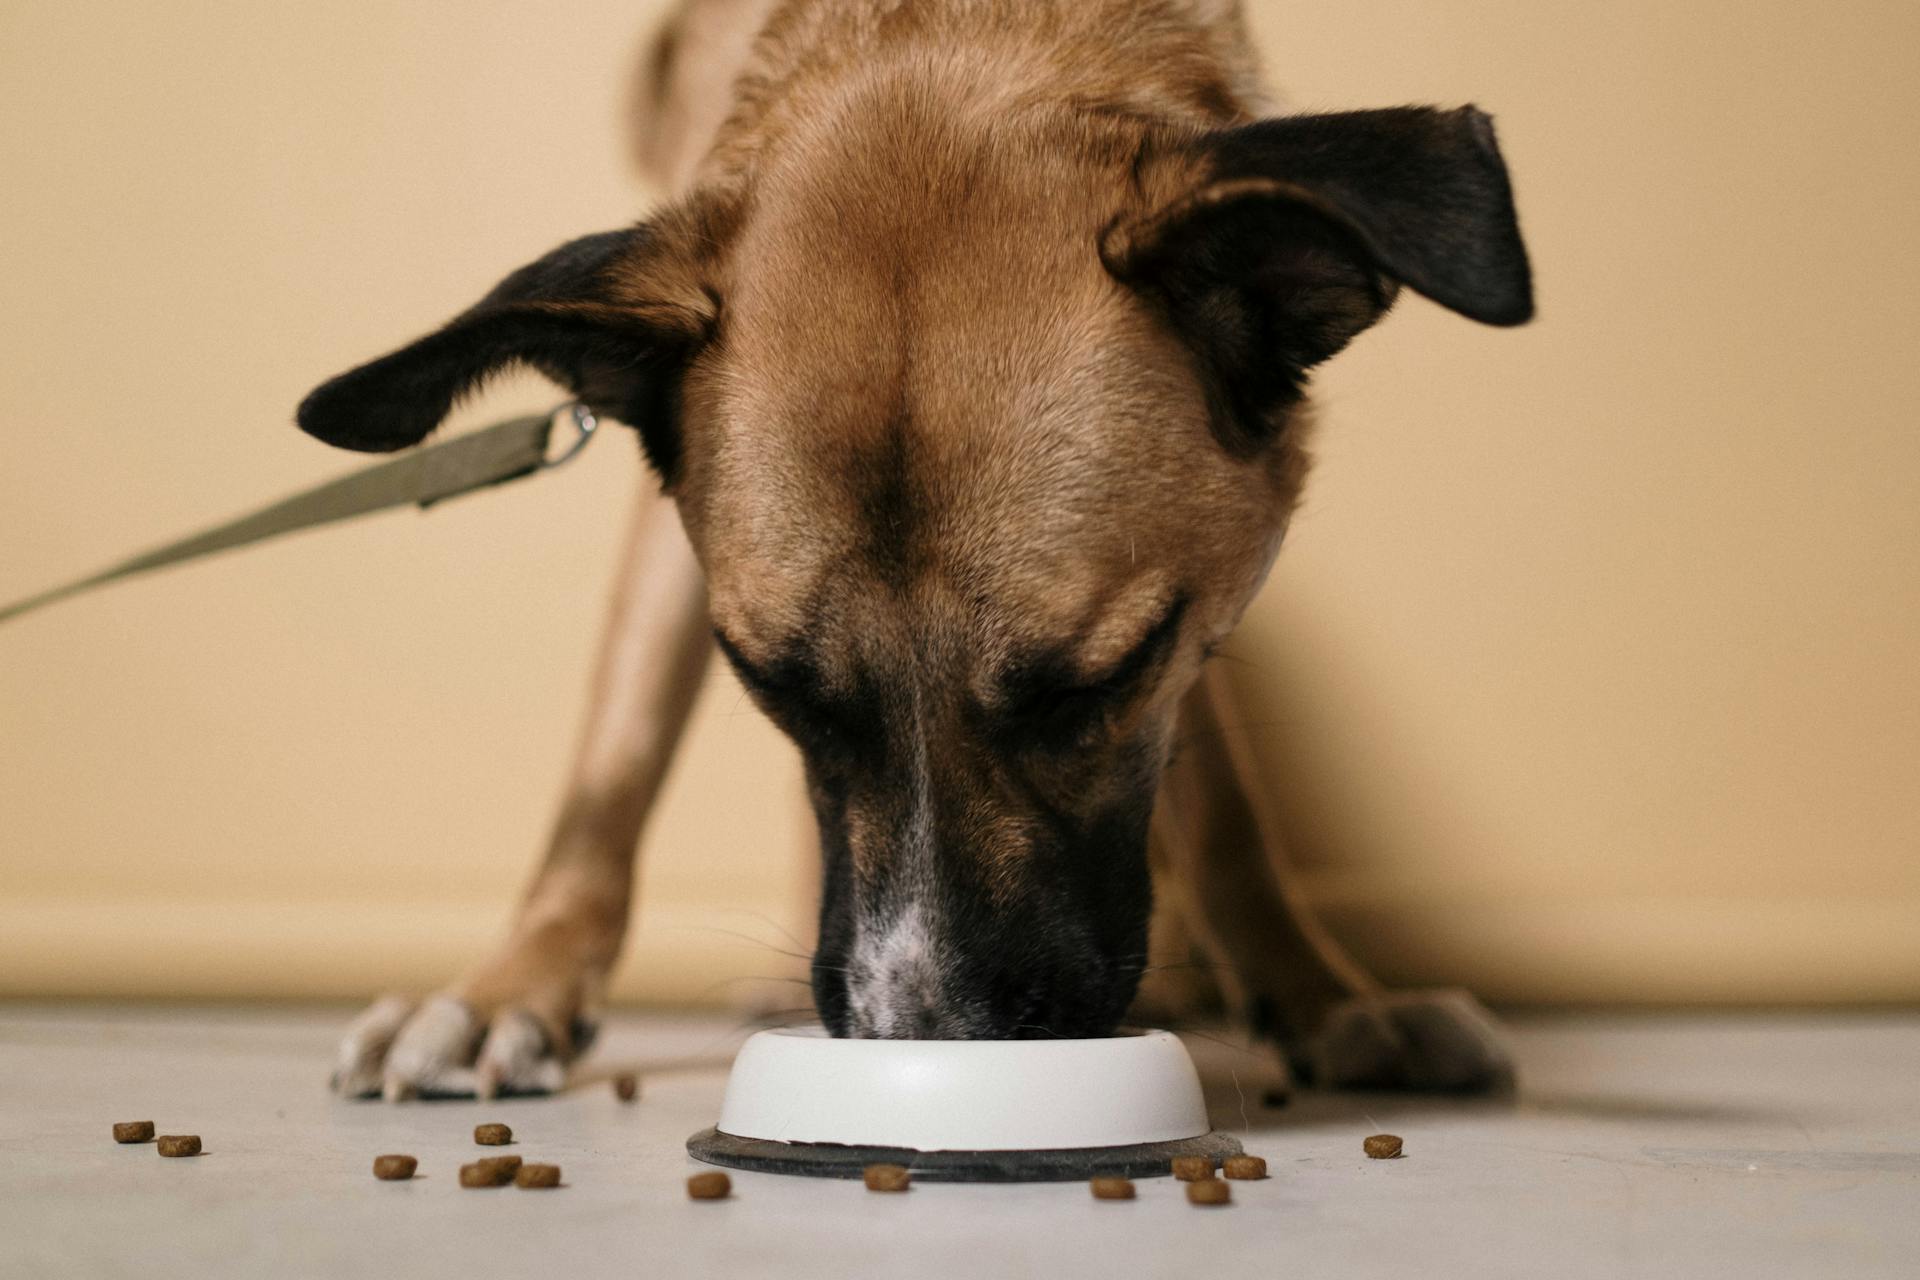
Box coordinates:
[544,402,599,468]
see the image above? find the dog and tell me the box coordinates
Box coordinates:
[301,0,1532,1101]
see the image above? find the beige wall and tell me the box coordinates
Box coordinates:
[2,1,1915,1007]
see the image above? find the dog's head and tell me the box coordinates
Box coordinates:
[301,104,1530,1039]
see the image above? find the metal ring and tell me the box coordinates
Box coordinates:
[544,402,599,468]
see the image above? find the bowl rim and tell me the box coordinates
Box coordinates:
[713,1024,1213,1151]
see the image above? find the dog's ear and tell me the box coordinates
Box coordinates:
[297,221,718,479]
[1103,105,1532,441]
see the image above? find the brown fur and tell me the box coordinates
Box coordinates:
[664,12,1310,1008]
[320,0,1525,1093]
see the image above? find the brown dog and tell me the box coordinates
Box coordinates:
[304,0,1531,1100]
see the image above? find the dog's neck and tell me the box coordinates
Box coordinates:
[697,0,1273,190]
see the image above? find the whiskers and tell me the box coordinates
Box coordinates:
[651,912,831,1032]
[709,907,812,957]
[673,922,816,966]
[1011,1023,1065,1040]
[1118,948,1271,1059]
[690,972,815,1001]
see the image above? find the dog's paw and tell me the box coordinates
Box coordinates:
[331,992,582,1102]
[1302,988,1516,1094]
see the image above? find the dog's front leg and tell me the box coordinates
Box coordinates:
[333,482,710,1100]
[1155,664,1514,1093]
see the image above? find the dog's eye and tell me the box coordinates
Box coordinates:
[1005,674,1137,742]
[1001,596,1189,739]
[713,629,797,694]
[713,629,879,753]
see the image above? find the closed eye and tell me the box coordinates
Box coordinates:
[1003,596,1188,732]
[1010,678,1130,735]
[713,629,881,756]
[713,629,804,698]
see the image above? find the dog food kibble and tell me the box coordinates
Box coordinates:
[372,1155,418,1181]
[460,1161,513,1188]
[156,1135,202,1158]
[613,1073,639,1103]
[474,1123,513,1146]
[1186,1177,1231,1206]
[1222,1155,1268,1180]
[863,1163,911,1192]
[1364,1133,1404,1160]
[1089,1177,1135,1201]
[477,1155,521,1178]
[1170,1156,1213,1181]
[687,1171,731,1200]
[515,1163,562,1189]
[112,1121,155,1144]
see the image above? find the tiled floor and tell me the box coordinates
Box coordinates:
[1,1005,1913,1278]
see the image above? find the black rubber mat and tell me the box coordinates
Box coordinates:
[686,1127,1244,1182]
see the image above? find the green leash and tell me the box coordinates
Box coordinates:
[0,403,598,626]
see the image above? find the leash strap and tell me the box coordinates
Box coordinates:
[0,405,596,626]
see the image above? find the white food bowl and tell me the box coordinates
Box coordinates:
[688,1025,1241,1182]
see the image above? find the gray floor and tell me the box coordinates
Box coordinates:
[1,1006,1914,1278]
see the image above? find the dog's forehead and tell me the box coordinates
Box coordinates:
[693,328,1268,679]
[686,108,1282,663]
[693,277,1222,640]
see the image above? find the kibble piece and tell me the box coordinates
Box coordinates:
[863,1163,911,1192]
[1364,1133,1404,1160]
[372,1155,418,1181]
[460,1161,512,1188]
[156,1135,202,1158]
[464,1157,523,1187]
[687,1171,731,1200]
[1170,1155,1213,1181]
[613,1073,639,1103]
[112,1121,155,1144]
[1186,1177,1232,1206]
[1089,1177,1135,1201]
[473,1123,513,1146]
[515,1163,562,1189]
[1222,1155,1268,1181]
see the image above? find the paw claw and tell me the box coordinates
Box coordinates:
[334,1067,383,1100]
[332,991,576,1101]
[383,995,481,1085]
[475,1010,561,1097]
[332,994,416,1098]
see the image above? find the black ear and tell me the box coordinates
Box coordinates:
[1103,105,1532,443]
[296,223,715,477]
